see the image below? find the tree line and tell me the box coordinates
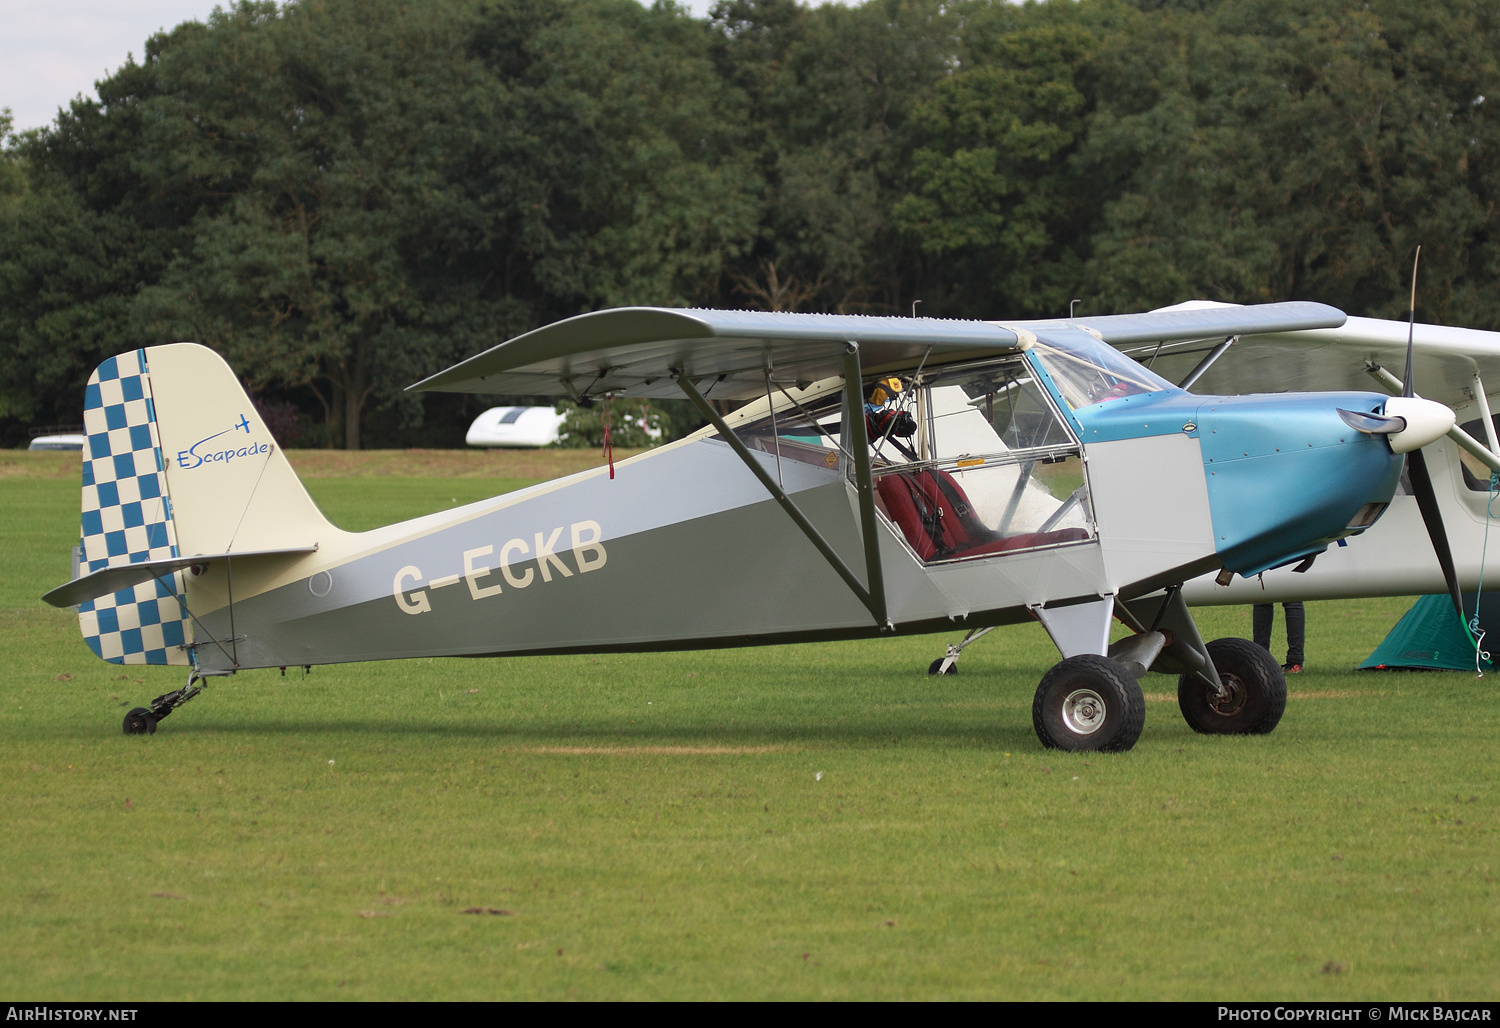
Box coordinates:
[2,0,1496,449]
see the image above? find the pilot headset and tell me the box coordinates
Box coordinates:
[865,377,905,406]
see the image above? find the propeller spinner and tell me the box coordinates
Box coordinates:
[1337,396,1455,452]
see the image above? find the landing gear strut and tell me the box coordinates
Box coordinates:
[122,671,209,736]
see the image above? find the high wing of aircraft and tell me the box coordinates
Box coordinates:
[42,302,1457,752]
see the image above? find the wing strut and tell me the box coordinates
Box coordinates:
[675,344,890,629]
[1177,335,1238,390]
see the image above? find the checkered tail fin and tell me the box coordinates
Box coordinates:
[76,350,192,665]
[74,344,335,666]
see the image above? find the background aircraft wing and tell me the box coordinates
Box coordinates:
[1099,300,1500,408]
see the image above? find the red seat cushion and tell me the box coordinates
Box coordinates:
[876,472,1088,561]
[943,527,1090,558]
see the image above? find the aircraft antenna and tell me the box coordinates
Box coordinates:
[1403,245,1421,398]
[1395,243,1466,624]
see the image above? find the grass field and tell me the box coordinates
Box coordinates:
[1,450,1497,1000]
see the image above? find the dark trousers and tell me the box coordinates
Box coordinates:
[1253,602,1305,665]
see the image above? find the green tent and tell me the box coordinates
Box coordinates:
[1359,593,1497,671]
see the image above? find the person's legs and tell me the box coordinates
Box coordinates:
[1253,604,1274,651]
[1283,601,1306,667]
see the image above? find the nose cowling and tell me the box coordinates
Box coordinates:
[1196,392,1406,578]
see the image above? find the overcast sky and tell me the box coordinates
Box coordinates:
[1,0,733,135]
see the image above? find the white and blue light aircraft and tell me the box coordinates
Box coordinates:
[44,301,1459,752]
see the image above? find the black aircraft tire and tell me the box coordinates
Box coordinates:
[1032,654,1146,753]
[1178,637,1286,736]
[928,658,958,676]
[123,707,157,736]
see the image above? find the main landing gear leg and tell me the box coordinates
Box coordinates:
[122,670,209,736]
[928,625,997,675]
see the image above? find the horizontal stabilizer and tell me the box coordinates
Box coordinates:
[44,545,319,609]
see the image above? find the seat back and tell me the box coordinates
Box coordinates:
[876,469,995,560]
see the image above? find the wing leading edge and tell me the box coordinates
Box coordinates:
[1050,299,1345,347]
[410,308,1026,401]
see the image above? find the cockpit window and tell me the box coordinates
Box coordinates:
[1458,416,1500,492]
[708,358,1096,565]
[1030,335,1177,410]
[932,362,1074,452]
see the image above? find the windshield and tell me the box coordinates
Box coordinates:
[1030,335,1177,410]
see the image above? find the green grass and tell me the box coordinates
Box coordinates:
[2,468,1497,1000]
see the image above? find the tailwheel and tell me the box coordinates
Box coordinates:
[119,671,211,735]
[122,707,157,736]
[1032,654,1146,753]
[926,625,995,676]
[1178,637,1286,735]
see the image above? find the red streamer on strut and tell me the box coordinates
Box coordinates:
[602,395,614,479]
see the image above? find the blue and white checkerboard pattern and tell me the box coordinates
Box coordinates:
[76,351,193,666]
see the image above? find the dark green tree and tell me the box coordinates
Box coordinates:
[710,0,966,314]
[554,396,668,448]
[2,0,758,448]
[0,83,187,432]
[130,0,487,449]
[8,0,1500,451]
[1078,0,1500,322]
[893,8,1102,318]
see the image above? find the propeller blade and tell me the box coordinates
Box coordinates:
[1393,248,1464,623]
[1338,408,1405,435]
[1406,446,1465,621]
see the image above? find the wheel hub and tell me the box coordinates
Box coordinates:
[1210,674,1247,716]
[1061,688,1107,735]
